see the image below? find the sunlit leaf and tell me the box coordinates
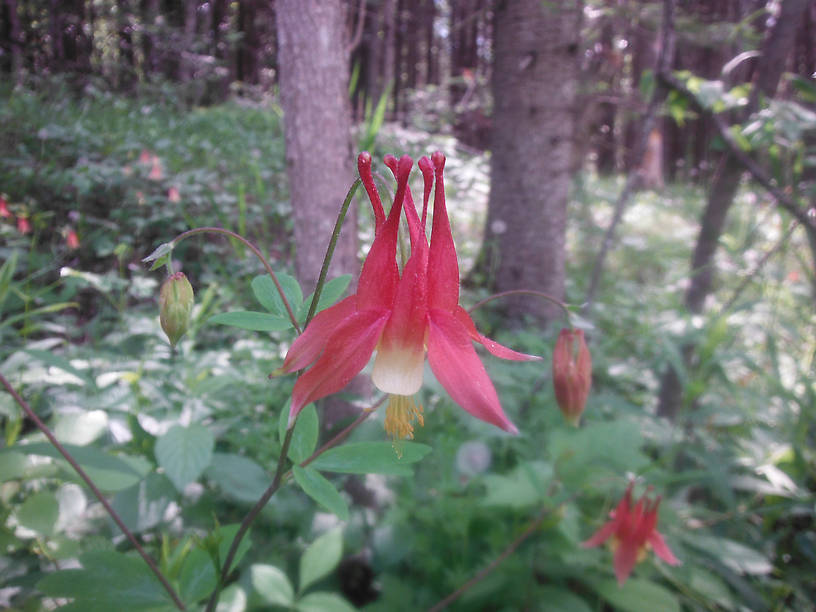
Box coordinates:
[299,527,343,593]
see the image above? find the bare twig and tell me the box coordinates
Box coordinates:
[657,71,816,234]
[0,372,186,611]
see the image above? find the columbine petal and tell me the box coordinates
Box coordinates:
[290,310,389,421]
[613,541,640,585]
[427,308,518,434]
[581,520,618,549]
[649,531,681,566]
[426,152,461,312]
[453,307,541,362]
[281,295,357,372]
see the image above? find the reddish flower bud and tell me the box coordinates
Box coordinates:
[552,328,591,426]
[159,272,194,347]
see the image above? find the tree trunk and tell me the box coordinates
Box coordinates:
[276,0,358,294]
[1,0,23,80]
[478,0,582,324]
[237,0,261,85]
[657,0,809,420]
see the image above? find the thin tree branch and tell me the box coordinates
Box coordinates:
[0,372,186,611]
[584,0,677,312]
[426,504,561,612]
[657,70,816,234]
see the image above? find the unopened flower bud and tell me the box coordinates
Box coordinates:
[159,272,194,346]
[552,328,591,426]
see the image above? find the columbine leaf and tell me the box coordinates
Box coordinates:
[299,527,343,593]
[208,311,293,332]
[309,442,431,476]
[293,466,349,521]
[155,424,214,492]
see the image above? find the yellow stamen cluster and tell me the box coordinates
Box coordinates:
[384,395,424,444]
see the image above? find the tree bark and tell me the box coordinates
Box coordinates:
[276,0,358,294]
[1,0,23,80]
[657,0,809,420]
[478,0,582,324]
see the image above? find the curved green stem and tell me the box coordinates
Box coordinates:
[171,227,302,334]
[205,425,297,612]
[467,289,573,328]
[0,372,186,611]
[305,179,361,327]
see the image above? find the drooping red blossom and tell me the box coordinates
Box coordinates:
[0,197,11,219]
[552,328,591,425]
[66,229,80,250]
[582,483,681,585]
[280,152,540,434]
[17,216,31,234]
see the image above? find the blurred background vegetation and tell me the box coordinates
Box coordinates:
[1,0,815,610]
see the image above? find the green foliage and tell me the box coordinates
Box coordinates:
[1,77,815,612]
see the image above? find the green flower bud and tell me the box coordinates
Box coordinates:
[159,272,194,346]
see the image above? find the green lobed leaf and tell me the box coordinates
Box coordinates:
[37,550,175,611]
[17,491,59,536]
[24,348,95,388]
[155,423,215,492]
[0,450,27,481]
[592,579,681,612]
[110,473,176,534]
[293,466,349,521]
[296,592,356,612]
[208,310,293,332]
[251,272,303,318]
[279,403,319,464]
[205,452,270,503]
[309,442,432,476]
[251,564,294,607]
[299,527,343,593]
[21,442,148,491]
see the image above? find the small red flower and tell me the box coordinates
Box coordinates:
[17,216,31,234]
[280,152,540,435]
[66,229,80,249]
[0,197,11,219]
[552,328,591,425]
[582,483,680,585]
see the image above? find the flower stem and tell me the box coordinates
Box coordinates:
[204,424,297,612]
[170,227,302,334]
[0,372,186,611]
[304,179,361,327]
[467,289,574,328]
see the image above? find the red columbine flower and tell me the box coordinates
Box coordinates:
[582,483,681,585]
[66,229,80,249]
[280,152,540,435]
[17,216,31,234]
[552,328,591,426]
[0,197,11,219]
